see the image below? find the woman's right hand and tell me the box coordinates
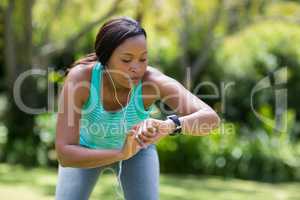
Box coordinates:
[121,130,142,160]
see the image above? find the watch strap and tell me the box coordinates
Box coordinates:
[167,115,182,136]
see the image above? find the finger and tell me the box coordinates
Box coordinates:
[144,127,157,137]
[136,123,144,136]
[142,120,148,133]
[140,120,152,136]
[142,126,158,137]
[143,134,157,145]
[147,126,155,133]
[127,129,135,136]
[139,134,153,144]
[131,124,139,131]
[135,133,146,148]
[149,119,160,131]
[134,139,144,151]
[137,140,146,149]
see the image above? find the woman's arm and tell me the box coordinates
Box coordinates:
[55,66,122,168]
[147,67,220,136]
[166,108,220,136]
[55,66,140,168]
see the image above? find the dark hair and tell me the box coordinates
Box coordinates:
[67,17,147,73]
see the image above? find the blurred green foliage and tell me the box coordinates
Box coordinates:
[216,21,300,78]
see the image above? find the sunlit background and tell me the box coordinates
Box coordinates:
[0,0,300,199]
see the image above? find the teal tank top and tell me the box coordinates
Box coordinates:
[79,62,153,149]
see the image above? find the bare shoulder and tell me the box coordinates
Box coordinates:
[142,66,175,101]
[143,66,179,88]
[63,62,95,104]
[143,65,188,99]
[143,66,205,114]
[66,63,94,83]
[143,66,173,84]
[143,66,163,92]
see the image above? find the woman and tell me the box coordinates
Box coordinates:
[55,17,220,200]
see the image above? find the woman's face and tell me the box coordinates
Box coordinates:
[106,34,148,89]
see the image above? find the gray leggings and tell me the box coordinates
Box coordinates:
[55,144,159,200]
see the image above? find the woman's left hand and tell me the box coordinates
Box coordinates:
[131,118,175,148]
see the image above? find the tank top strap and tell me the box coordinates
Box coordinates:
[134,79,151,114]
[89,62,102,103]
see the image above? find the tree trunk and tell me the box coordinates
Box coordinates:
[3,0,40,165]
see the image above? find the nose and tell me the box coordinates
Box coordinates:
[129,62,141,72]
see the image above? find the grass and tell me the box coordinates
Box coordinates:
[0,164,299,200]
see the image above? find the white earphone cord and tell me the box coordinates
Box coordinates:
[104,67,133,199]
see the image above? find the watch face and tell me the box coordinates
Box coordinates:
[167,115,182,135]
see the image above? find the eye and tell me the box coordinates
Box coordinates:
[122,59,131,63]
[140,58,147,62]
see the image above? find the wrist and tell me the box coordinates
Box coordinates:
[116,149,126,160]
[164,119,176,135]
[166,115,183,136]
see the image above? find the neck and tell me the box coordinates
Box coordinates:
[103,71,129,92]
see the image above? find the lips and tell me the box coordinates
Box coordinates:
[130,77,140,84]
[130,77,140,81]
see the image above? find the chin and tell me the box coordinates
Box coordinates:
[120,79,139,89]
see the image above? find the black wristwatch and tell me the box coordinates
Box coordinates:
[167,114,182,136]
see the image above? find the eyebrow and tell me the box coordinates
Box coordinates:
[121,51,147,56]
